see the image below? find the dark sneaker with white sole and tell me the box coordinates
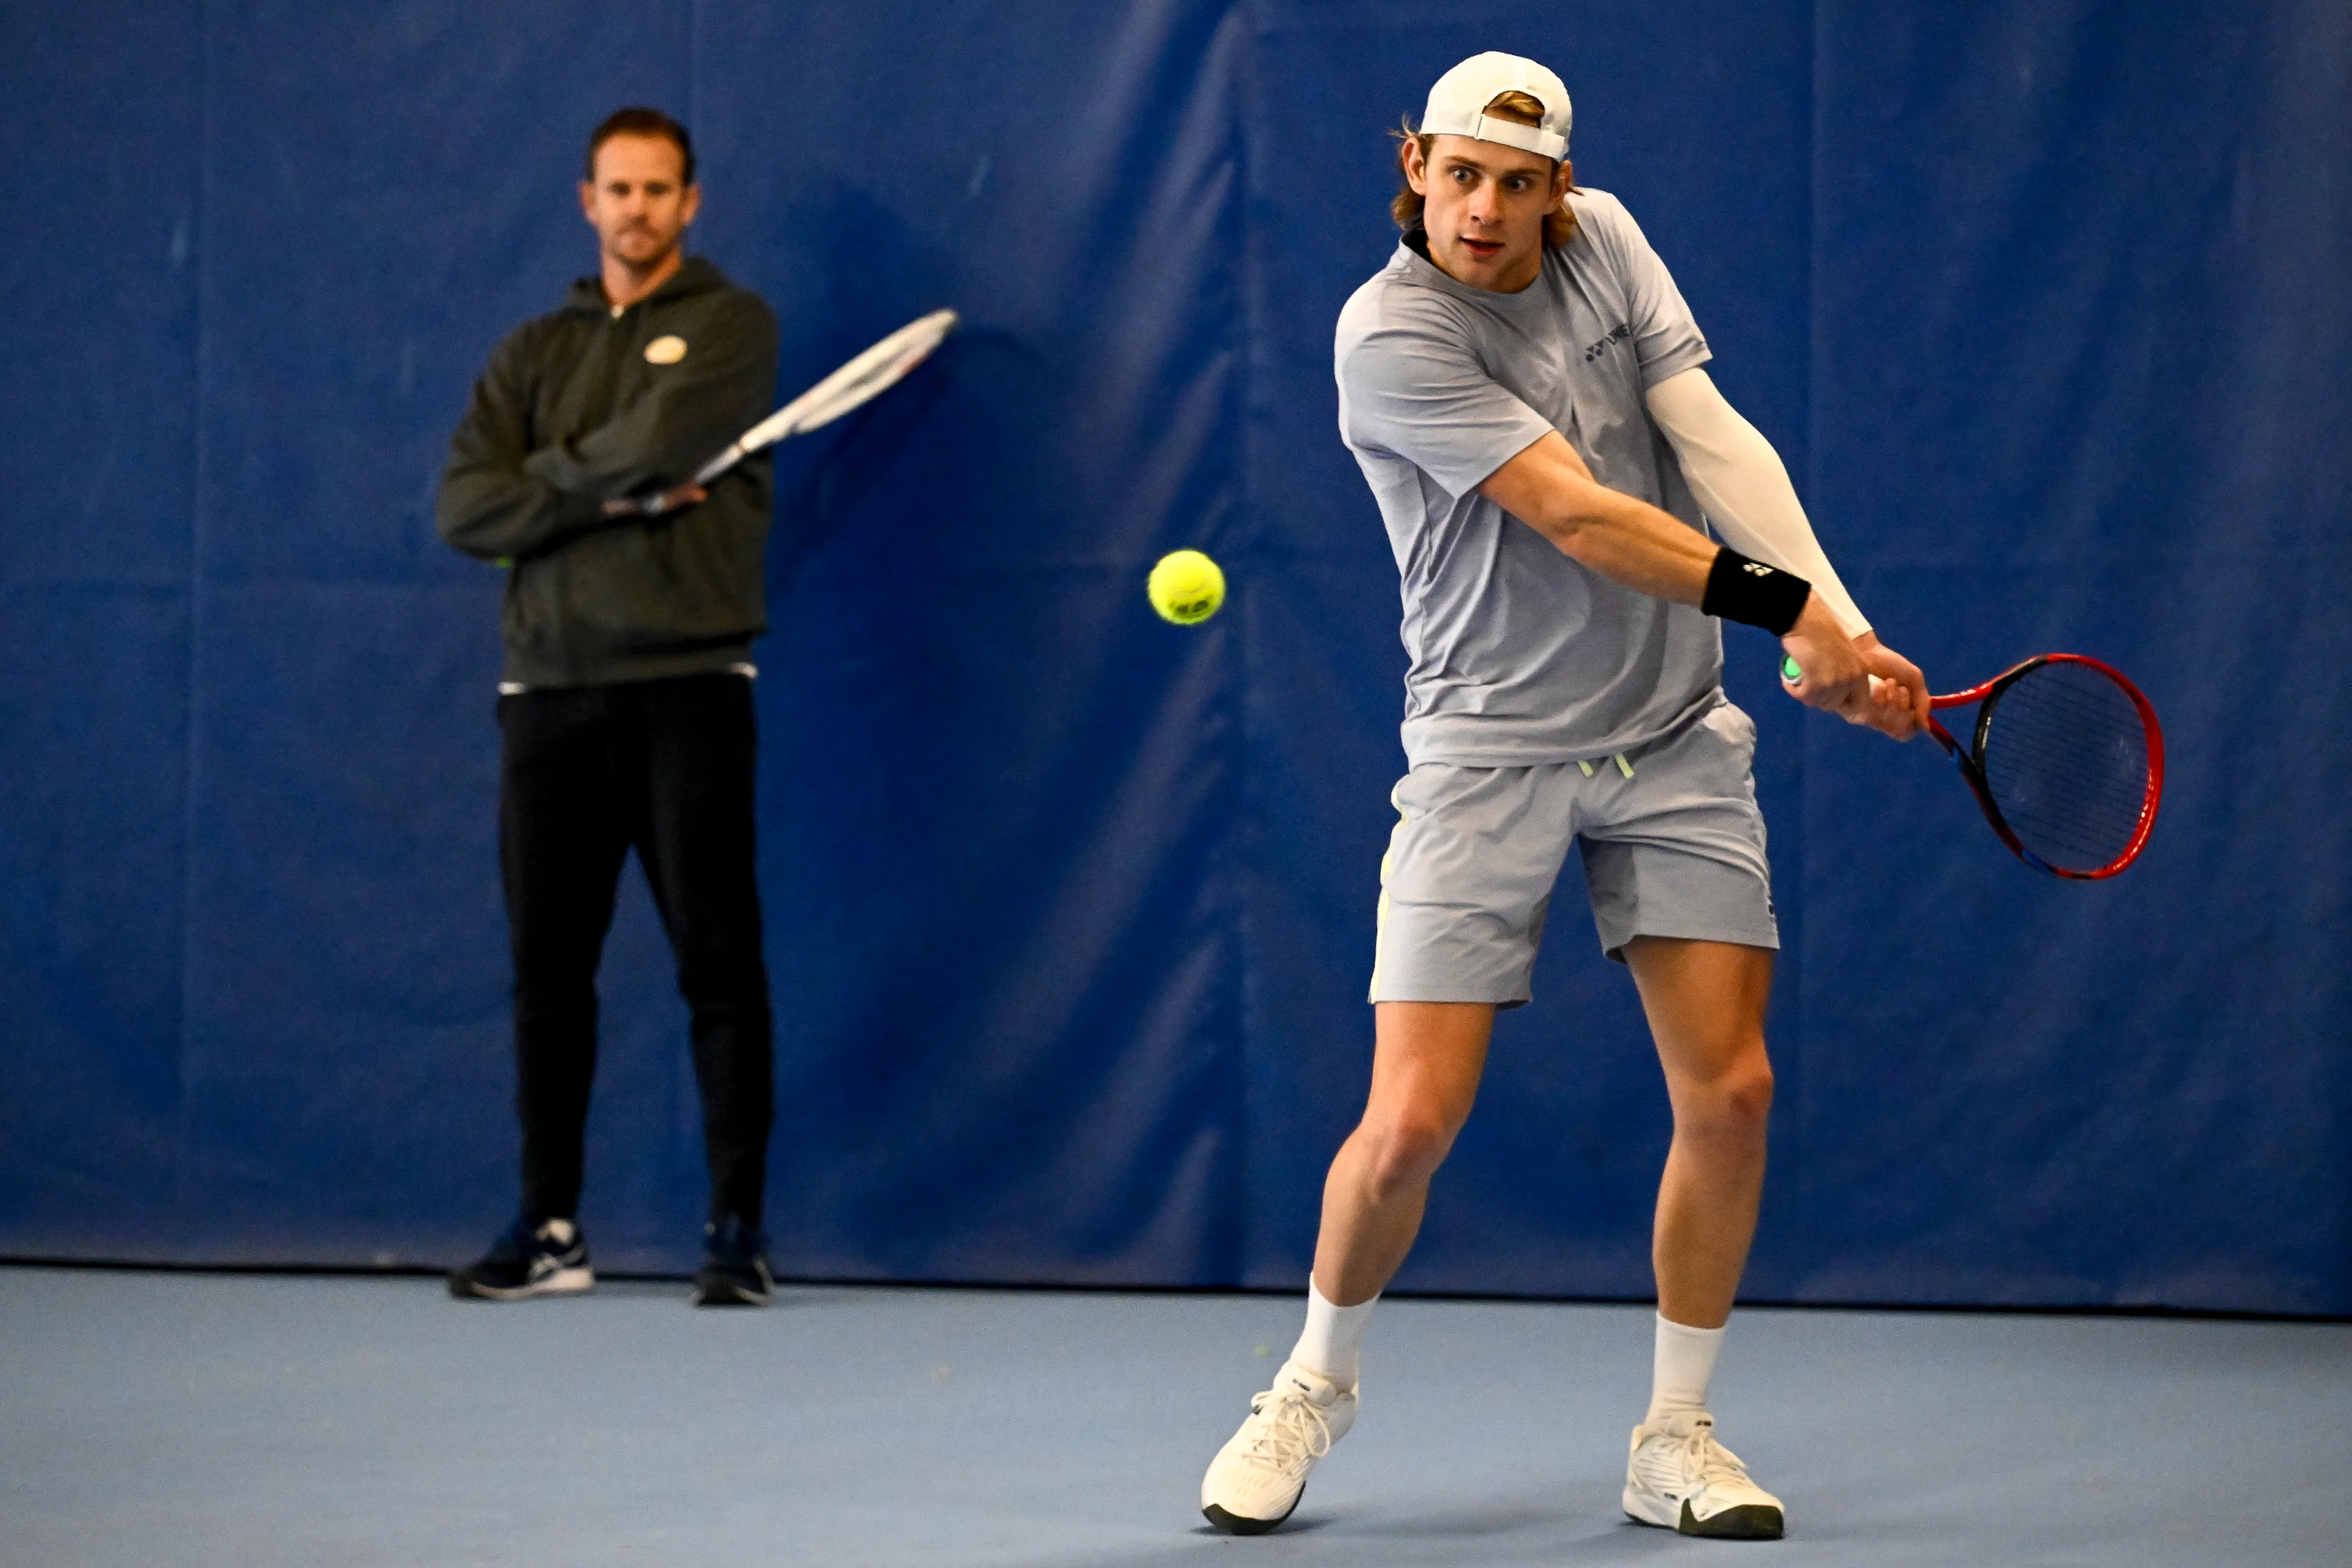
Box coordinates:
[448,1215,594,1301]
[693,1214,777,1307]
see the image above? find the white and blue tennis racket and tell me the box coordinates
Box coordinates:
[616,306,959,514]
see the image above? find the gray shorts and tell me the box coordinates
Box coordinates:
[1370,698,1778,1006]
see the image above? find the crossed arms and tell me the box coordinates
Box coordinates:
[436,298,776,564]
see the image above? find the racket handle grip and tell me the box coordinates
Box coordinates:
[1784,654,1902,711]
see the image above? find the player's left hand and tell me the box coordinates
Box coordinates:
[1850,633,1929,741]
[1779,597,1876,725]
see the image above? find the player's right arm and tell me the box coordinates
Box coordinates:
[435,330,617,564]
[1479,432,1916,738]
[1338,297,1912,739]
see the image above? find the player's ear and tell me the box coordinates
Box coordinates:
[579,179,598,224]
[679,182,702,227]
[1552,159,1574,203]
[1401,137,1428,195]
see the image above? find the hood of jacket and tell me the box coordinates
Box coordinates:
[558,254,732,317]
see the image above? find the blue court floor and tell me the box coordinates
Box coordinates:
[1,1265,2345,1566]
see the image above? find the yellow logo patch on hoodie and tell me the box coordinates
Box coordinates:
[644,334,688,365]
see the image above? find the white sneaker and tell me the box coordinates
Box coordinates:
[1623,1410,1785,1539]
[1200,1360,1359,1534]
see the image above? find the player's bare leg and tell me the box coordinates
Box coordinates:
[1625,937,1774,1326]
[1620,934,1785,1538]
[1201,1001,1491,1532]
[1312,1000,1494,1305]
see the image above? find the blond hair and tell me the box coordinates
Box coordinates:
[1390,89,1578,249]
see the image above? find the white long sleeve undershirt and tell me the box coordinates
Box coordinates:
[1644,367,1871,639]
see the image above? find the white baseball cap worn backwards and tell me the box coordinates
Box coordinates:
[1420,52,1572,161]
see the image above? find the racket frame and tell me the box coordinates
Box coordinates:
[616,308,960,512]
[1925,653,2165,879]
[692,306,959,485]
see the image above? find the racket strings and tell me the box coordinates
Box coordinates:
[702,309,958,481]
[789,310,958,435]
[1977,664,2151,870]
[798,343,937,428]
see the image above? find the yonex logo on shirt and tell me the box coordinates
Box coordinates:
[1582,323,1632,362]
[1742,562,1773,576]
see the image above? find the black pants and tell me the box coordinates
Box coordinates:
[498,673,774,1228]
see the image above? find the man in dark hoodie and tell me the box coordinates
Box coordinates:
[437,107,781,1308]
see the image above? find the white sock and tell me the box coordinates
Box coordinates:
[1288,1278,1377,1388]
[1647,1313,1727,1422]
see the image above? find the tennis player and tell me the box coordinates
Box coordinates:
[1200,54,1928,1539]
[436,108,783,1308]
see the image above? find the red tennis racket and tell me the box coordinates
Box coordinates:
[1785,652,2165,878]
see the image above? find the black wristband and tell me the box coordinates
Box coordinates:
[1701,547,1812,635]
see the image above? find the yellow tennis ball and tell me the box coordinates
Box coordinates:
[1148,549,1226,625]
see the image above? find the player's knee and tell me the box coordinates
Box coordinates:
[1676,1050,1774,1139]
[1721,1058,1774,1130]
[1358,1111,1458,1197]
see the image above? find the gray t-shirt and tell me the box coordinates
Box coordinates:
[1336,187,1722,767]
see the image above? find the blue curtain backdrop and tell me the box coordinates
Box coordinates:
[2,1,2345,1311]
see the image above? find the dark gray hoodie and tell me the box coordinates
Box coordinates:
[437,256,779,688]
